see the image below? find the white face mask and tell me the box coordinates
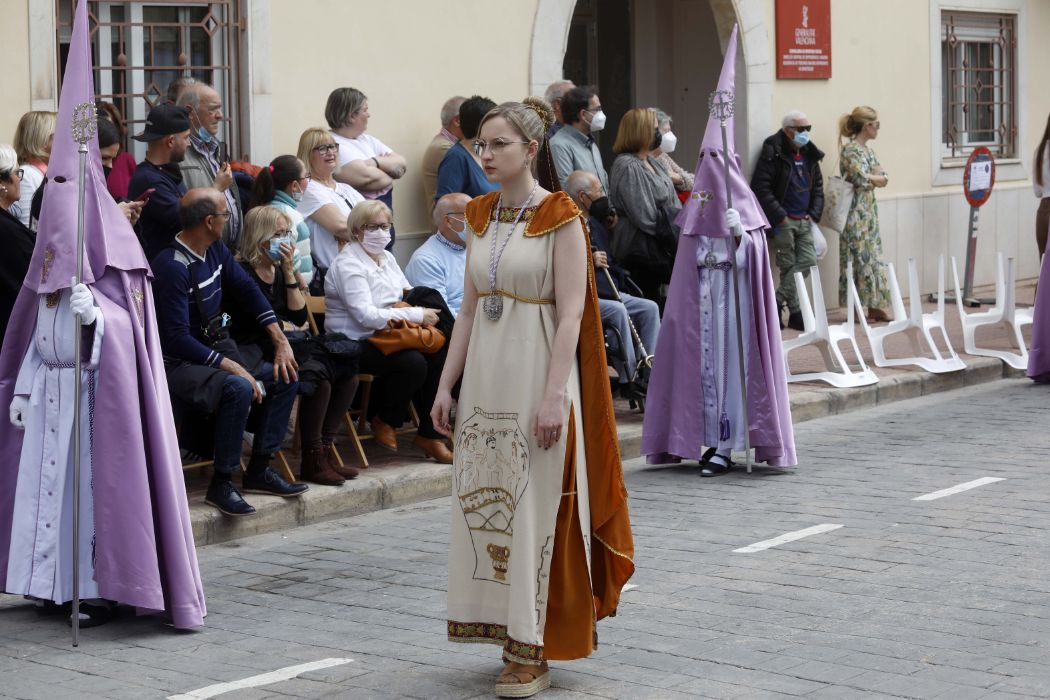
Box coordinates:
[361,229,392,255]
[588,110,607,133]
[660,130,678,153]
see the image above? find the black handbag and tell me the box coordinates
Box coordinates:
[317,331,363,360]
[283,329,315,364]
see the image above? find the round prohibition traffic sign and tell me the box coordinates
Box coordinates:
[963,146,996,208]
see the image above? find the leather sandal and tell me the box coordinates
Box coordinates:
[495,662,550,698]
[699,446,734,477]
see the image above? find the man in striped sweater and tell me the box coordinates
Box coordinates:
[152,188,307,516]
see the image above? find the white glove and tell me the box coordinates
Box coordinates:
[69,279,97,325]
[9,396,28,430]
[725,207,742,231]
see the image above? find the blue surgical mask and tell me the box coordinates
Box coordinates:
[197,126,213,143]
[268,235,290,261]
[793,130,810,147]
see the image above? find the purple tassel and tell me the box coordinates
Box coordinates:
[719,412,730,441]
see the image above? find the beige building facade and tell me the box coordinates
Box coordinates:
[6,0,1047,305]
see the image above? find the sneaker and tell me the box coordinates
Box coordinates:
[242,466,309,498]
[205,480,257,516]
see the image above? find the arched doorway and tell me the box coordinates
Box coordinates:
[529,0,772,169]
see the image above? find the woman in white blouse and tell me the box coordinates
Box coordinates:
[324,200,452,464]
[297,127,364,291]
[13,110,56,228]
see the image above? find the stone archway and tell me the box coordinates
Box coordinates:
[529,0,772,163]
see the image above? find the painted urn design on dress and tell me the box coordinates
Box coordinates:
[455,407,531,584]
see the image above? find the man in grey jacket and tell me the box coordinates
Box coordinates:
[177,83,242,250]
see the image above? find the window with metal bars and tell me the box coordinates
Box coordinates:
[55,0,246,162]
[941,11,1017,161]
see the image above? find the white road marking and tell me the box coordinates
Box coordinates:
[733,524,843,553]
[913,477,1005,501]
[167,658,354,700]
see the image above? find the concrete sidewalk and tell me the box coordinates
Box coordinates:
[186,283,1035,546]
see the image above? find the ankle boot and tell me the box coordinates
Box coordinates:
[300,446,345,486]
[322,442,359,480]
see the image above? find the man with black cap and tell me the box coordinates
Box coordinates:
[128,103,192,259]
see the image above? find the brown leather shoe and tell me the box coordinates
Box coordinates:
[322,443,359,480]
[867,307,891,323]
[370,417,398,451]
[299,447,344,486]
[414,435,454,464]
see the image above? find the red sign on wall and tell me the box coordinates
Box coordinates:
[776,0,832,79]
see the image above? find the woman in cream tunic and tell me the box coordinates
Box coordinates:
[433,99,633,698]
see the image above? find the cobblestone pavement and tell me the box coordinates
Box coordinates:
[1,378,1048,700]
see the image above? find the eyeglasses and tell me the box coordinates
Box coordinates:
[313,143,339,154]
[209,210,233,221]
[445,213,466,223]
[791,125,812,132]
[5,168,24,181]
[473,139,530,156]
[271,229,292,239]
[297,175,311,184]
[362,223,391,233]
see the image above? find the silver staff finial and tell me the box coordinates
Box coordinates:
[71,102,97,145]
[708,90,735,123]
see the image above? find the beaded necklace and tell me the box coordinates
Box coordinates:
[483,182,539,321]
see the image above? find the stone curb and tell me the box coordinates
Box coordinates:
[190,358,1025,546]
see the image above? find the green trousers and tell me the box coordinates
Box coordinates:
[771,217,817,313]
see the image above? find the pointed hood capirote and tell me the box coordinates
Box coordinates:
[675,24,769,239]
[24,0,149,295]
[0,0,206,629]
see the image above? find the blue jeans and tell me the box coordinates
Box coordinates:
[212,363,298,474]
[599,293,661,382]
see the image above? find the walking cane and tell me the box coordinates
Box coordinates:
[69,102,97,646]
[599,266,654,375]
[708,89,752,473]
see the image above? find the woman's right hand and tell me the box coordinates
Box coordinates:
[430,389,455,438]
[420,308,440,326]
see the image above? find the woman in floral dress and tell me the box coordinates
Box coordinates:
[838,106,891,322]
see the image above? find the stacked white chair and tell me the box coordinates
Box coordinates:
[782,263,879,388]
[950,253,1034,370]
[861,255,965,373]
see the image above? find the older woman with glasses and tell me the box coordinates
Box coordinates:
[296,128,364,291]
[324,199,452,464]
[0,144,34,336]
[249,154,315,289]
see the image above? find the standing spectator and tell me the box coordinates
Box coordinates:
[549,86,608,191]
[421,96,465,209]
[608,107,681,303]
[296,128,364,288]
[12,110,56,228]
[405,192,471,317]
[1033,112,1050,259]
[0,145,34,337]
[177,84,240,249]
[750,110,825,331]
[544,79,575,139]
[249,155,315,288]
[652,109,694,195]
[127,103,192,259]
[95,100,137,200]
[326,87,407,244]
[566,169,660,398]
[230,205,359,485]
[324,200,452,464]
[166,76,197,105]
[838,106,890,322]
[152,189,307,516]
[435,95,499,201]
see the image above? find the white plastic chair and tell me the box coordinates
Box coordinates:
[951,253,1033,370]
[862,255,965,373]
[782,263,879,387]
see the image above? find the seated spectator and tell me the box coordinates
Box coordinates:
[128,103,192,259]
[0,144,35,336]
[324,200,452,464]
[326,87,406,244]
[177,83,241,250]
[13,110,56,228]
[609,107,681,303]
[297,127,364,289]
[229,205,360,485]
[549,85,608,192]
[422,96,465,209]
[152,188,307,516]
[652,109,694,195]
[95,100,138,199]
[405,192,471,317]
[249,154,315,288]
[566,170,660,398]
[435,95,499,201]
[544,79,575,139]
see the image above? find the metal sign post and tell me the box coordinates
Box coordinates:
[934,147,995,307]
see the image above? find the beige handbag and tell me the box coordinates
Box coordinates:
[823,175,855,232]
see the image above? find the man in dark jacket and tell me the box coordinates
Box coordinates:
[750,110,825,330]
[127,103,192,259]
